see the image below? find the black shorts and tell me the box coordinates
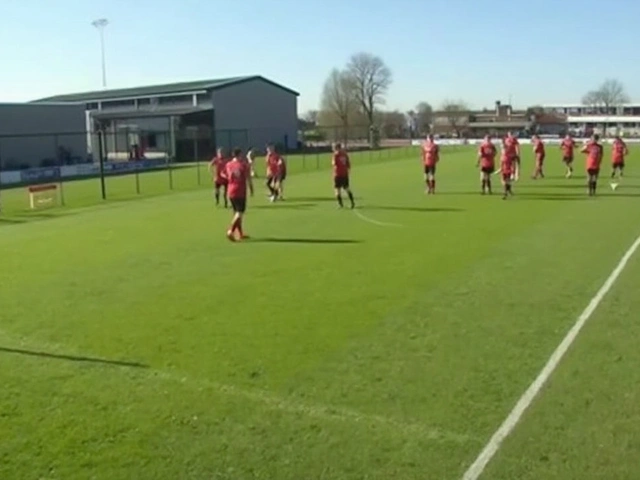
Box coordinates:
[229,197,246,213]
[334,176,349,189]
[502,173,512,182]
[613,162,625,169]
[424,165,436,175]
[214,179,228,189]
[276,173,286,182]
[513,156,520,164]
[266,175,276,185]
[587,168,600,177]
[481,166,494,175]
[563,156,574,164]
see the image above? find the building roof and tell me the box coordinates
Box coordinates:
[468,121,529,129]
[33,75,299,103]
[91,106,212,121]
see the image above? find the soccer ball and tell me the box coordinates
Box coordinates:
[610,182,619,191]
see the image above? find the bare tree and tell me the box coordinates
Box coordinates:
[415,102,433,135]
[441,100,469,137]
[346,52,392,130]
[582,79,630,113]
[303,110,319,125]
[320,69,357,143]
[378,110,407,139]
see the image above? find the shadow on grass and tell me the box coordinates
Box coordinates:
[252,203,317,210]
[251,237,362,244]
[364,205,463,213]
[0,346,149,368]
[0,217,27,224]
[289,196,342,203]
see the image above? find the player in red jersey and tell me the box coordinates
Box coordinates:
[477,135,497,194]
[503,131,521,181]
[265,145,281,201]
[224,148,254,241]
[531,135,546,179]
[332,143,355,208]
[209,147,229,208]
[611,135,628,179]
[581,134,603,196]
[275,154,287,200]
[422,134,440,194]
[500,144,515,199]
[560,134,576,178]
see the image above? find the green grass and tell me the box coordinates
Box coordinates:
[1,144,639,480]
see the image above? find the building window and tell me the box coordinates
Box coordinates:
[143,133,157,148]
[86,102,99,110]
[137,98,151,106]
[157,94,192,106]
[102,99,136,109]
[196,93,210,104]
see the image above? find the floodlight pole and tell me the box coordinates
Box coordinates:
[92,18,109,88]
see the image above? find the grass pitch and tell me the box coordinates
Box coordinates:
[1,145,639,480]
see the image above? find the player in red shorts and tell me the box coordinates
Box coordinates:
[209,147,229,208]
[421,134,440,194]
[611,135,628,179]
[581,134,603,196]
[503,131,521,181]
[275,154,287,200]
[265,145,281,201]
[224,148,254,241]
[531,135,546,179]
[477,135,497,194]
[500,144,515,200]
[560,134,576,178]
[332,143,355,209]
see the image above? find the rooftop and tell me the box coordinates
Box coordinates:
[33,75,299,103]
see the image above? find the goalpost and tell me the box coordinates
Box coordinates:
[27,184,59,210]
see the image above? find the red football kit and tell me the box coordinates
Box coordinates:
[561,139,575,161]
[225,160,250,199]
[422,141,439,167]
[534,138,545,163]
[583,141,603,171]
[503,136,520,160]
[277,157,287,177]
[266,153,280,178]
[612,139,627,165]
[210,156,228,184]
[501,152,514,177]
[478,142,497,169]
[333,151,350,178]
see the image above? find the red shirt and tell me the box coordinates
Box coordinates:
[422,141,439,166]
[533,139,545,156]
[612,139,627,163]
[210,156,228,182]
[332,151,350,177]
[582,141,603,170]
[266,153,280,176]
[561,139,575,157]
[277,157,287,175]
[225,159,250,198]
[478,142,497,168]
[501,151,514,175]
[503,136,519,159]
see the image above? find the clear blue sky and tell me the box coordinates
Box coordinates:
[1,0,639,112]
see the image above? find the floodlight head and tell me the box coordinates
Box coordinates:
[92,18,108,29]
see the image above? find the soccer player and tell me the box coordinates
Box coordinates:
[275,155,287,199]
[477,135,497,194]
[422,134,440,194]
[560,134,576,178]
[611,135,628,179]
[224,148,254,241]
[500,144,515,199]
[209,147,229,208]
[581,134,603,196]
[332,143,355,209]
[265,145,281,201]
[247,147,257,178]
[531,135,545,179]
[503,131,521,181]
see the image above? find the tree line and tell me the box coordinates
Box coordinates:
[302,52,632,142]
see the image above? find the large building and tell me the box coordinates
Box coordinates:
[34,75,299,161]
[543,102,640,136]
[432,101,532,137]
[0,103,87,169]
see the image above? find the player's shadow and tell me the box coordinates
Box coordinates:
[252,203,316,210]
[0,346,149,369]
[289,196,342,203]
[252,237,362,244]
[517,192,589,201]
[0,218,27,224]
[364,205,463,213]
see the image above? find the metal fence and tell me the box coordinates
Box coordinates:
[0,127,415,216]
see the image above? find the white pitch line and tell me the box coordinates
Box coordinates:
[353,209,402,228]
[461,233,640,480]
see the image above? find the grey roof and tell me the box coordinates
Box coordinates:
[33,75,299,103]
[91,106,212,120]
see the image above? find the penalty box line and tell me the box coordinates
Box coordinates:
[461,233,640,480]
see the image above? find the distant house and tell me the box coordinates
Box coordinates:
[432,101,532,137]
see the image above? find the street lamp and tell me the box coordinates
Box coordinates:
[91,18,109,88]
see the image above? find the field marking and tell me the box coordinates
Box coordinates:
[0,329,475,445]
[461,233,640,480]
[353,209,403,228]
